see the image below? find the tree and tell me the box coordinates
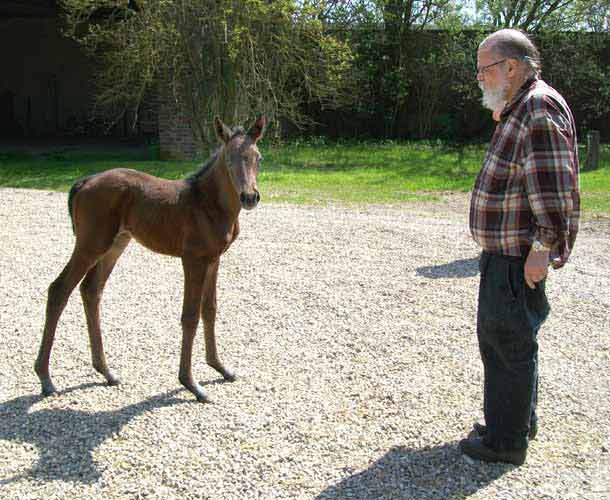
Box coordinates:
[572,0,610,31]
[61,0,354,143]
[538,31,610,131]
[473,0,580,31]
[316,0,458,137]
[304,0,377,27]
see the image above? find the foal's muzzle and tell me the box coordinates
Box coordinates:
[240,190,260,210]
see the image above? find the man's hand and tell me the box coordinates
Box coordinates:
[524,249,550,289]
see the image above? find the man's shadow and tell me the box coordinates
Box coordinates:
[416,257,479,279]
[0,384,193,485]
[316,444,511,499]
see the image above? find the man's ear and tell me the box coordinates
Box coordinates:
[506,58,520,77]
[214,116,232,144]
[247,115,266,142]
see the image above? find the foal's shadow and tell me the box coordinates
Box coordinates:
[0,384,189,485]
[416,257,479,279]
[316,443,511,499]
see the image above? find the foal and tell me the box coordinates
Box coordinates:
[35,116,266,402]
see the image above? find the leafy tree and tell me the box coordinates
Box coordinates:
[305,0,377,26]
[61,0,354,143]
[464,0,610,32]
[314,0,460,137]
[572,0,610,31]
[537,32,610,131]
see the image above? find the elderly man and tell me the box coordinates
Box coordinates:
[461,29,580,465]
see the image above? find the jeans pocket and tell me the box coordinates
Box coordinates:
[506,260,523,301]
[479,252,490,277]
[525,279,550,327]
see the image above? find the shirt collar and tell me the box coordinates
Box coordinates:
[500,75,539,120]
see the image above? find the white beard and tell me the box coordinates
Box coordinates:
[479,79,509,112]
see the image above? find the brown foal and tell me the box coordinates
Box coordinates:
[35,115,266,402]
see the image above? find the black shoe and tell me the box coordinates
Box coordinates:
[473,421,538,440]
[459,437,526,466]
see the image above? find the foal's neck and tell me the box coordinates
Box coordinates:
[196,152,241,220]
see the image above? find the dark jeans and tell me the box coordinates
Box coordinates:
[477,251,550,450]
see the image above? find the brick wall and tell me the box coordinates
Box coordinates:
[158,83,200,160]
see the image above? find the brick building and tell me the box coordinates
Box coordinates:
[0,1,96,138]
[0,1,190,155]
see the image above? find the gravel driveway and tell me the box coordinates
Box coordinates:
[1,187,609,499]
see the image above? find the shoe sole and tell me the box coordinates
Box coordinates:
[459,438,526,466]
[473,423,537,440]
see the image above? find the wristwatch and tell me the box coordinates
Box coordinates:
[531,240,550,252]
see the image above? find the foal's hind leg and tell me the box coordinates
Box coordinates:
[80,234,131,387]
[35,250,99,395]
[201,259,235,382]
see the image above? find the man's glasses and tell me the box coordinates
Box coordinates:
[476,59,507,76]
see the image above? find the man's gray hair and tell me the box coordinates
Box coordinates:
[480,29,541,77]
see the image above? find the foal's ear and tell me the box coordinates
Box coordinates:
[214,116,232,144]
[247,115,266,142]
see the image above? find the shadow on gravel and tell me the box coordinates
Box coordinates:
[0,384,189,485]
[316,443,511,500]
[416,257,479,279]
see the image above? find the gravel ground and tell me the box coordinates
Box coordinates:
[1,187,609,500]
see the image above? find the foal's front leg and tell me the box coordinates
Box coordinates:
[201,259,236,382]
[178,256,209,402]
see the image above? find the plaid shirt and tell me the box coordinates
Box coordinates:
[470,77,580,265]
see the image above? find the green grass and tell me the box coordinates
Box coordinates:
[0,149,193,191]
[579,159,610,215]
[1,141,609,215]
[260,141,481,205]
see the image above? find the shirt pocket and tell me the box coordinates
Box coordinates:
[482,157,520,194]
[484,125,525,194]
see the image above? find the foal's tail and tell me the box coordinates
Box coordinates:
[67,175,93,233]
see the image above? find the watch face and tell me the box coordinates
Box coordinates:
[533,241,548,251]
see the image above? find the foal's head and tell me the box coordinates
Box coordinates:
[214,115,266,211]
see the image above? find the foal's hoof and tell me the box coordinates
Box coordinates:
[40,380,58,397]
[105,373,121,386]
[209,363,236,382]
[181,377,211,403]
[196,393,212,404]
[192,386,211,404]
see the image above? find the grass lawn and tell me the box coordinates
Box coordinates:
[1,141,609,215]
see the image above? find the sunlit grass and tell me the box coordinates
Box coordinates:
[1,140,609,215]
[258,141,482,205]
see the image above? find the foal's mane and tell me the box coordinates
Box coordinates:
[186,126,247,184]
